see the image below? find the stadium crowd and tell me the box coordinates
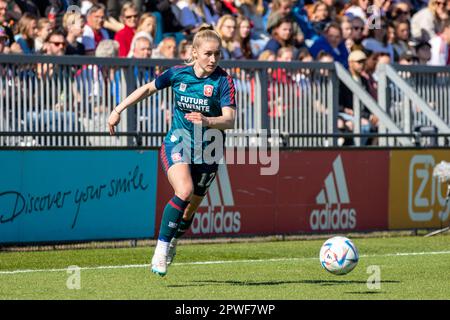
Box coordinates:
[0,0,449,66]
[1,0,450,146]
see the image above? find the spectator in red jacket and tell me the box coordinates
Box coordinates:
[114,1,139,57]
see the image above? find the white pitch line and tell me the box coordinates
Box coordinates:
[1,250,450,275]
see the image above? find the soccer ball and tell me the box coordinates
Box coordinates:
[319,236,359,275]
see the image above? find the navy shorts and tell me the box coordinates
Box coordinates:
[160,142,219,197]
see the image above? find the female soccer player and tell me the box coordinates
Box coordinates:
[108,25,236,277]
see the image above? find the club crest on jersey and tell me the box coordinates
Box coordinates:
[171,152,182,162]
[179,83,187,92]
[203,85,213,97]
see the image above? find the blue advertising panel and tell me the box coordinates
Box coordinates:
[0,150,158,244]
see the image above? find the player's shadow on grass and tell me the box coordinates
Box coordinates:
[167,279,400,288]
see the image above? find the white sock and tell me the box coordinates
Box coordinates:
[155,240,169,256]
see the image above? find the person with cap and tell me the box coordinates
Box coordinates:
[338,50,376,145]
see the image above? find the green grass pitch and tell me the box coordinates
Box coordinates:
[0,235,449,300]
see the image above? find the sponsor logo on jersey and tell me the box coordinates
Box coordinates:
[203,85,213,97]
[310,155,357,231]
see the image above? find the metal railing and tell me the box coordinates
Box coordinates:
[0,55,338,148]
[379,64,450,146]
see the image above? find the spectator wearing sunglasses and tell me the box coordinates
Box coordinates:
[350,16,365,48]
[45,30,66,56]
[411,0,449,40]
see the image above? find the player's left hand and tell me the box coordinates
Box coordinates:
[184,112,209,126]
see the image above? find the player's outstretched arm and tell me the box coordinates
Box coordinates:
[184,107,236,130]
[108,80,158,135]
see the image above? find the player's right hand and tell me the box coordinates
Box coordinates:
[108,110,121,135]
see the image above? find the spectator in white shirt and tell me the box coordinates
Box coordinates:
[428,20,450,65]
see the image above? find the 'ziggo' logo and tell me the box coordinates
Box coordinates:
[408,155,449,222]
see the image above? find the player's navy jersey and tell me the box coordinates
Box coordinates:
[155,65,236,162]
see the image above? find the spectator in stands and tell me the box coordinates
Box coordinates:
[310,1,331,35]
[81,0,124,33]
[135,13,157,44]
[392,21,411,58]
[82,3,110,55]
[144,0,184,45]
[390,1,412,23]
[370,0,391,22]
[268,46,296,118]
[14,13,38,54]
[262,17,295,56]
[411,0,448,41]
[238,0,267,41]
[152,36,177,59]
[309,22,349,68]
[377,52,392,66]
[95,39,119,57]
[258,49,276,62]
[297,46,313,61]
[429,20,450,65]
[106,0,143,20]
[362,52,380,99]
[29,30,75,134]
[233,16,254,59]
[362,17,395,61]
[44,30,66,56]
[398,49,418,65]
[344,0,369,22]
[350,16,365,50]
[0,26,10,53]
[323,0,338,20]
[35,18,52,53]
[267,0,304,46]
[11,1,36,19]
[129,33,152,59]
[387,22,396,45]
[276,45,294,62]
[114,1,139,57]
[340,15,353,52]
[178,38,192,60]
[316,50,334,76]
[216,14,237,59]
[338,50,374,145]
[179,0,219,34]
[411,39,432,64]
[63,11,86,56]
